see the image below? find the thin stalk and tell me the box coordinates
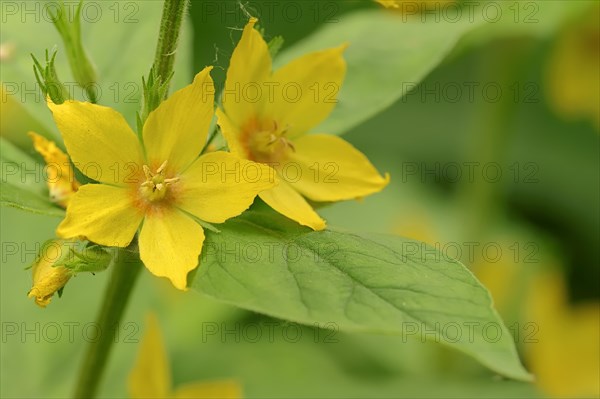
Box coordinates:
[455,41,531,245]
[71,0,189,396]
[201,126,220,154]
[72,249,142,398]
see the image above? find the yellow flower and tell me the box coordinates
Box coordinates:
[376,0,402,8]
[49,67,275,290]
[0,42,15,61]
[129,313,242,399]
[28,239,73,308]
[29,131,80,207]
[525,271,600,398]
[217,18,389,231]
[546,7,600,130]
[393,205,599,396]
[375,0,454,11]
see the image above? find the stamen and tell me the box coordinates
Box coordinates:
[243,119,296,163]
[283,138,296,152]
[156,160,168,174]
[139,161,177,202]
[143,165,153,179]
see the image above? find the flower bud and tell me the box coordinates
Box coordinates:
[31,49,70,104]
[28,240,73,308]
[50,1,98,102]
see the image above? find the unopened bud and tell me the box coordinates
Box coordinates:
[28,240,73,308]
[50,1,97,102]
[31,49,70,104]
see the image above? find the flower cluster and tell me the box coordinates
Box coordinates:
[37,18,389,296]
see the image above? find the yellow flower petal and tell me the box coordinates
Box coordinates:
[269,44,347,138]
[215,108,247,159]
[143,67,216,173]
[546,10,600,130]
[221,17,272,128]
[177,151,276,223]
[376,0,400,8]
[259,181,326,231]
[286,134,389,202]
[47,100,144,185]
[174,380,243,399]
[139,209,204,290]
[29,131,79,207]
[57,184,143,247]
[128,313,171,399]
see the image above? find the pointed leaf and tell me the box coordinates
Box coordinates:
[190,208,531,381]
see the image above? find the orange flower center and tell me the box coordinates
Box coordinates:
[241,119,295,164]
[139,161,179,202]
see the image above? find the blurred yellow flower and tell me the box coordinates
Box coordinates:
[0,42,15,61]
[525,271,600,398]
[546,7,600,130]
[49,67,275,290]
[477,253,600,398]
[394,209,599,397]
[29,131,80,208]
[375,0,455,12]
[129,314,242,399]
[28,239,72,308]
[218,18,389,230]
[471,259,521,315]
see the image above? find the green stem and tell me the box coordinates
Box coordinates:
[73,248,142,398]
[201,127,219,154]
[455,41,531,245]
[153,0,189,95]
[72,2,189,396]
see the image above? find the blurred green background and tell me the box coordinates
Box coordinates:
[1,0,598,398]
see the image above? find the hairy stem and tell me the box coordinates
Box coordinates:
[153,0,189,96]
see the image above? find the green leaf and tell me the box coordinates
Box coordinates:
[1,181,64,217]
[1,138,46,194]
[190,207,531,382]
[276,10,481,135]
[0,0,193,136]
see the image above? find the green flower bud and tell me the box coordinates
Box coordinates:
[32,49,70,104]
[27,240,113,307]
